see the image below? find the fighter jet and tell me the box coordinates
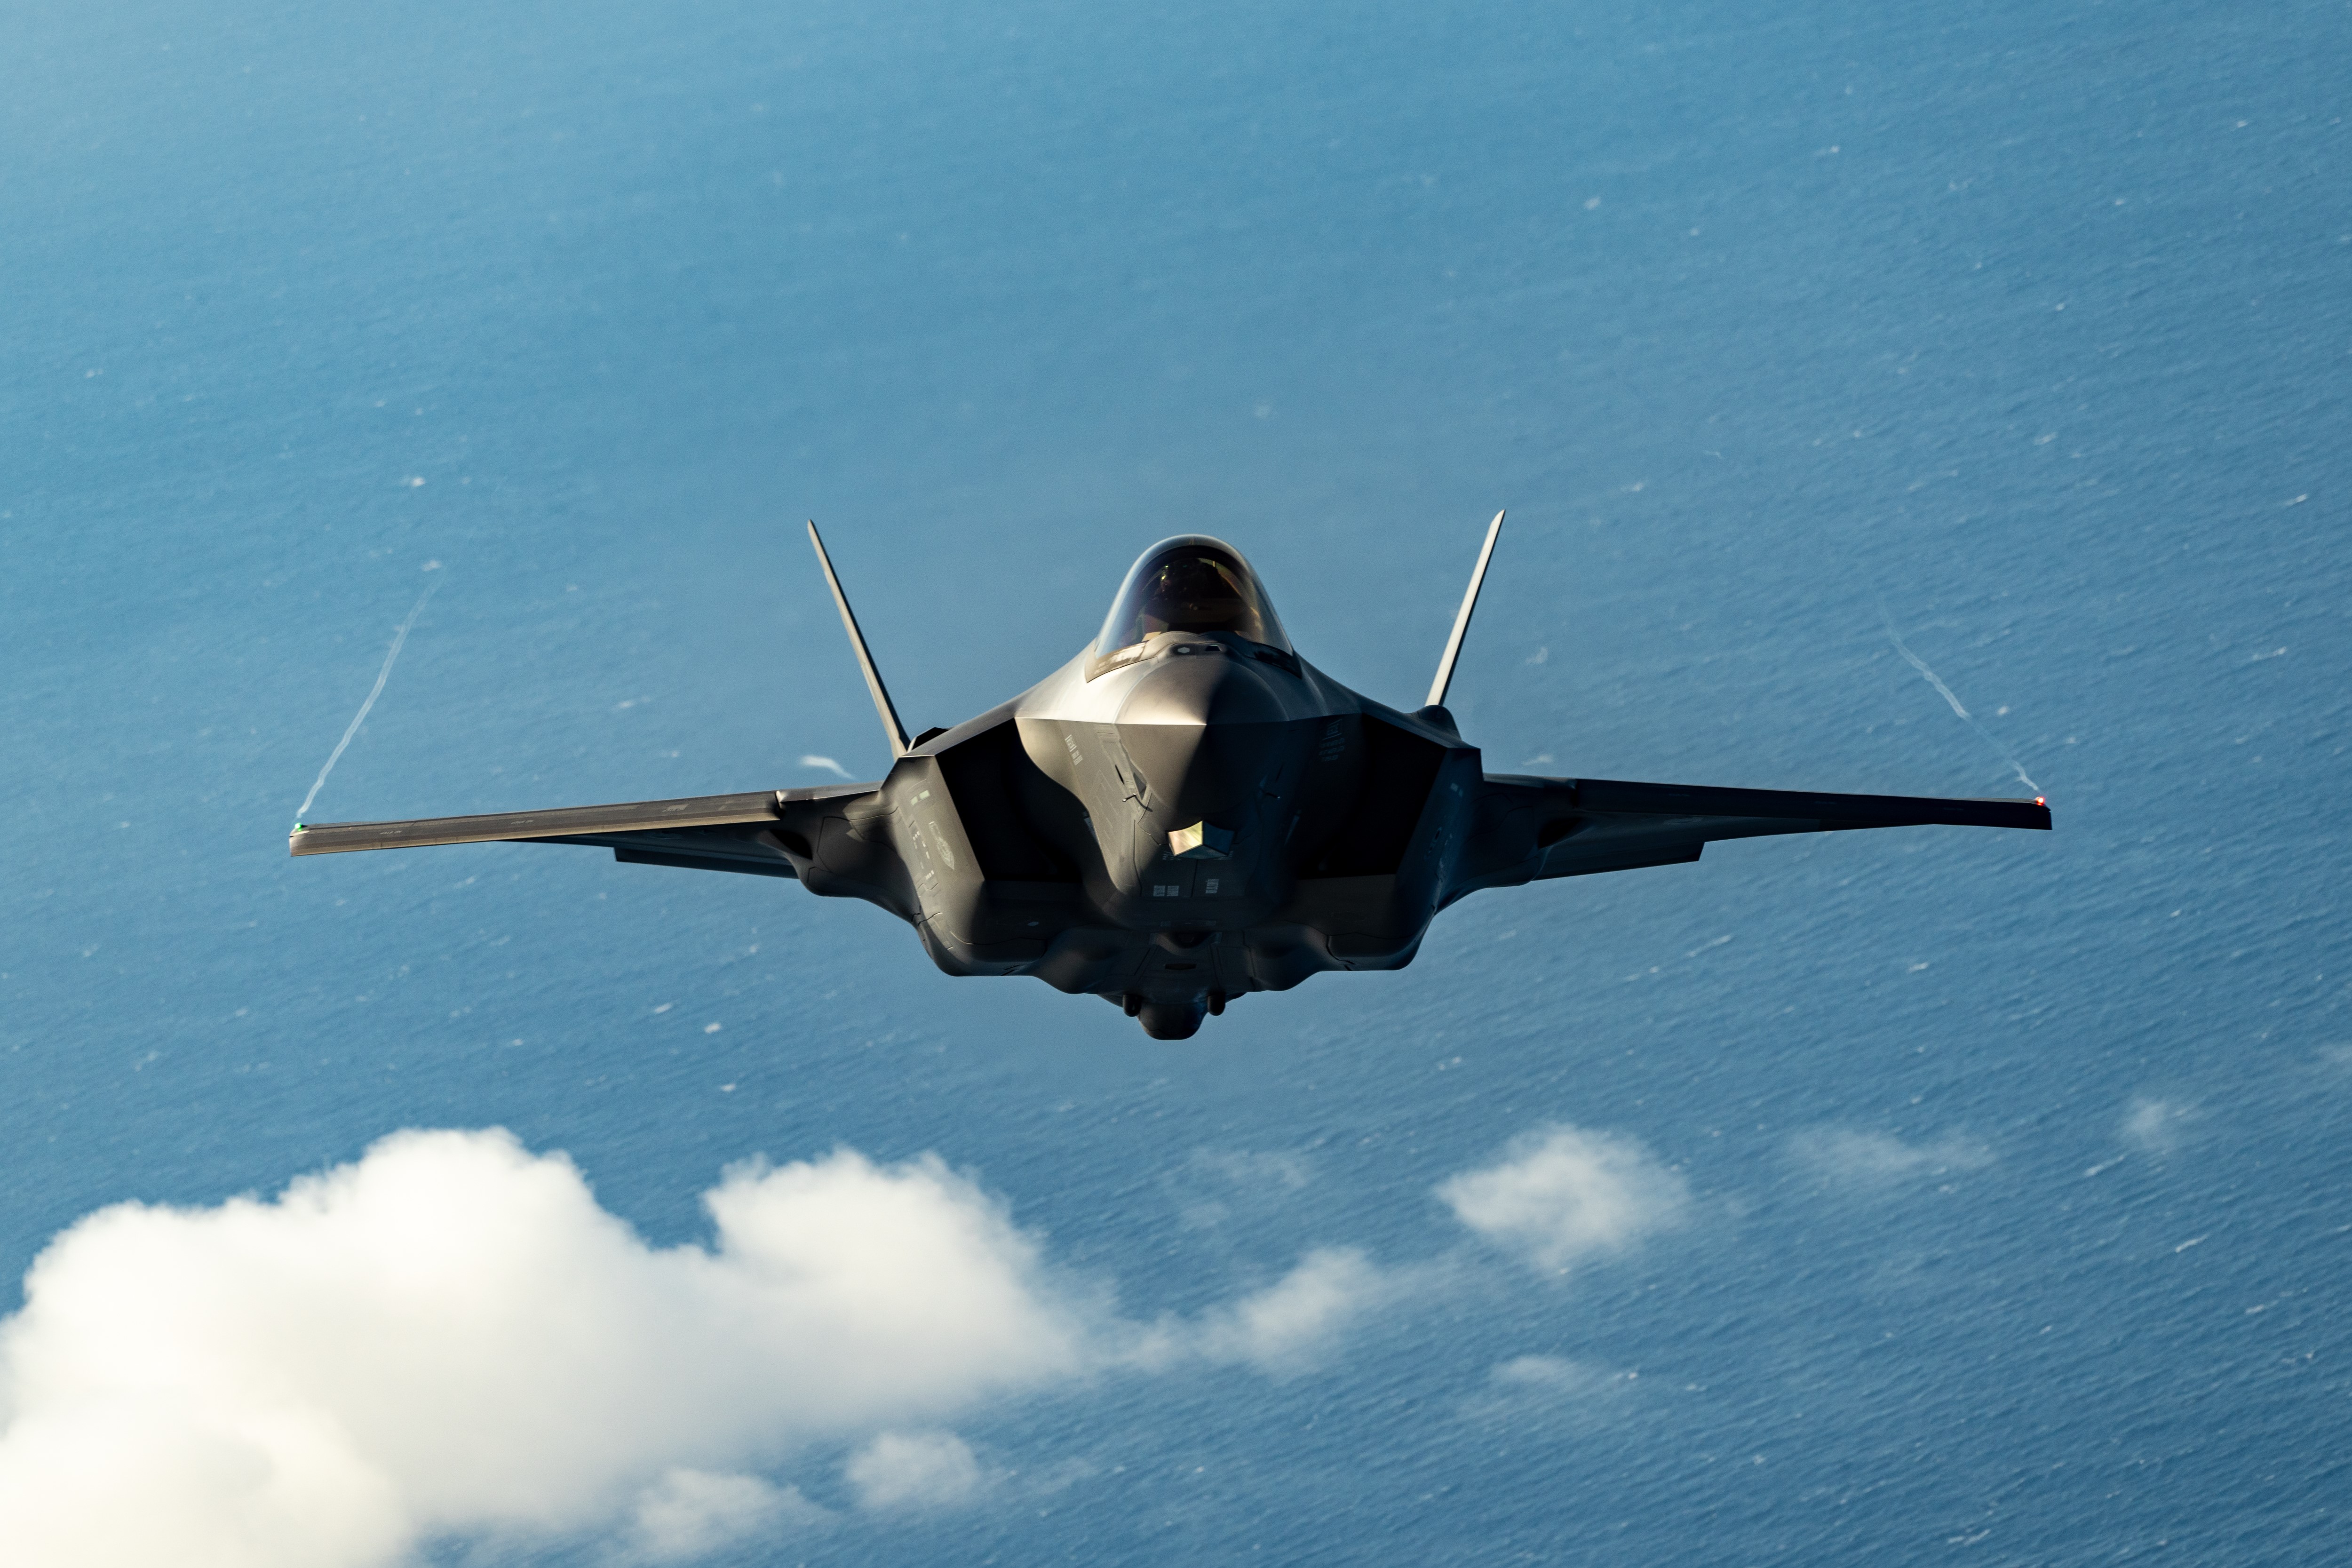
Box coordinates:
[291,517,2049,1037]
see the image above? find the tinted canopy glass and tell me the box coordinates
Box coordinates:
[1096,536,1291,656]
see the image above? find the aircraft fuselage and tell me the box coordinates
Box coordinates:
[786,629,1488,1038]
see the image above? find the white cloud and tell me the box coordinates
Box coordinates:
[1787,1128,1994,1184]
[1176,1147,1314,1232]
[1188,1248,1394,1375]
[1458,1356,1642,1423]
[2120,1096,2198,1153]
[0,1127,1456,1566]
[0,1130,1088,1568]
[624,1469,826,1561]
[843,1430,987,1512]
[1436,1125,1688,1272]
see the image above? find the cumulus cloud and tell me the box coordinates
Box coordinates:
[0,1128,1428,1568]
[0,1130,1089,1568]
[624,1469,826,1561]
[1787,1128,1994,1185]
[843,1430,987,1512]
[2120,1096,2199,1153]
[1186,1248,1396,1375]
[1436,1125,1688,1273]
[1175,1147,1314,1232]
[0,1119,1732,1568]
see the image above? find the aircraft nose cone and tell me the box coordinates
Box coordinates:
[1116,651,1289,816]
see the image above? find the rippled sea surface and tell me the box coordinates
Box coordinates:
[4,0,2347,1560]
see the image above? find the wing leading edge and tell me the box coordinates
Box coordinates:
[1471,774,2048,884]
[289,782,879,878]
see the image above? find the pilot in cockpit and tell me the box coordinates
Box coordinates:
[1095,537,1291,664]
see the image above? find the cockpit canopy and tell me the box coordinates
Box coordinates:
[1094,536,1291,661]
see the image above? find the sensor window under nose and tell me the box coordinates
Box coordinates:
[1169,821,1234,860]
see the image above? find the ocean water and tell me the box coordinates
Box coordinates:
[2,0,2347,1561]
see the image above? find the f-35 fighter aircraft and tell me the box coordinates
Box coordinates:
[292,517,2049,1037]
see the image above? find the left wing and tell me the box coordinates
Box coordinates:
[1464,774,2049,886]
[288,783,879,878]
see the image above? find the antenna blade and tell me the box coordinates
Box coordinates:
[805,520,910,758]
[1426,509,1506,709]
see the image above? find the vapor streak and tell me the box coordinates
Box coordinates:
[1877,600,2039,793]
[295,583,439,822]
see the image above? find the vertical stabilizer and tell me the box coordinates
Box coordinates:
[806,520,911,758]
[1426,509,1506,709]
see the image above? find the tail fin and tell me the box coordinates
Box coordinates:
[1427,509,1506,709]
[805,520,910,758]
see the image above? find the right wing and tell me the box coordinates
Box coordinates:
[1470,774,2049,885]
[288,782,880,879]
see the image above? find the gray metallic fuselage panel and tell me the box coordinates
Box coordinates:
[780,631,1477,1011]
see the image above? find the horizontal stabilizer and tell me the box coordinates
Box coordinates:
[1542,841,1707,878]
[602,841,802,879]
[289,784,872,857]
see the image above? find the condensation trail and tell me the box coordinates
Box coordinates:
[295,583,440,823]
[1876,599,2041,794]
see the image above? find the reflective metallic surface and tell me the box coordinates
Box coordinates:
[1092,535,1293,670]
